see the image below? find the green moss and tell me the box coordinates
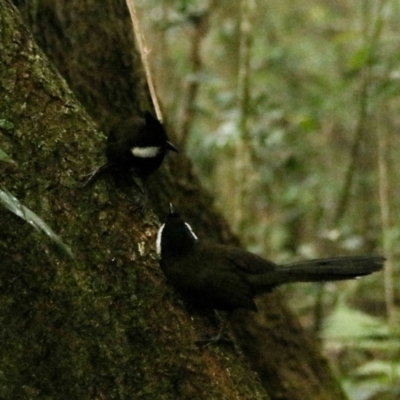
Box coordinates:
[0,1,270,398]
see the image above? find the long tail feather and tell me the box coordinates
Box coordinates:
[251,255,385,290]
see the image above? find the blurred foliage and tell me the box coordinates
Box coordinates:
[323,304,400,400]
[137,0,400,398]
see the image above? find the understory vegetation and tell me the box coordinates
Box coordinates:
[137,1,400,398]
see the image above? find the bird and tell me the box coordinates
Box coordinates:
[83,111,178,191]
[157,205,385,343]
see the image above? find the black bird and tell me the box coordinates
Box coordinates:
[83,111,178,190]
[157,206,385,343]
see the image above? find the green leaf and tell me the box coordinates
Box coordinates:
[0,148,15,164]
[355,360,400,379]
[0,189,73,258]
[322,304,389,342]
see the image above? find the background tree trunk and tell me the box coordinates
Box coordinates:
[0,0,347,398]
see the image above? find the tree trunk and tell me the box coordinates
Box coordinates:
[0,0,347,399]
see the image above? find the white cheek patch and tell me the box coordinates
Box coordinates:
[157,221,198,257]
[131,146,161,158]
[185,223,198,240]
[156,224,165,256]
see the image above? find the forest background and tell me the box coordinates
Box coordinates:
[0,0,399,399]
[137,1,399,399]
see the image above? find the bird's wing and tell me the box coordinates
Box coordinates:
[218,245,277,274]
[196,266,258,311]
[166,248,258,311]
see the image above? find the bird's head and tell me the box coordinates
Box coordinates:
[127,112,178,160]
[143,111,178,152]
[156,203,198,259]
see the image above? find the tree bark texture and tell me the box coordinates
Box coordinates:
[0,1,266,398]
[0,0,347,399]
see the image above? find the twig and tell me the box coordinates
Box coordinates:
[125,0,163,121]
[178,12,210,148]
[332,0,387,225]
[378,123,395,325]
[234,0,255,233]
[314,0,388,334]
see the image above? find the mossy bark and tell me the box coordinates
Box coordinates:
[0,0,348,399]
[0,1,266,399]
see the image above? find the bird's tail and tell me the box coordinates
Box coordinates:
[251,255,384,289]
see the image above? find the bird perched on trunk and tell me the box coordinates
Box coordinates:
[157,205,385,343]
[83,111,178,192]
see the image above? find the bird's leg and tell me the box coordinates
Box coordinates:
[131,176,146,196]
[81,163,109,187]
[114,175,149,215]
[195,313,233,346]
[127,176,147,212]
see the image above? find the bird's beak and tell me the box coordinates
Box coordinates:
[166,141,179,153]
[169,203,174,214]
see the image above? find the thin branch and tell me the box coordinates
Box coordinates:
[178,11,210,148]
[234,0,255,233]
[332,0,387,225]
[314,0,388,334]
[332,83,366,224]
[125,0,162,121]
[378,122,395,325]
